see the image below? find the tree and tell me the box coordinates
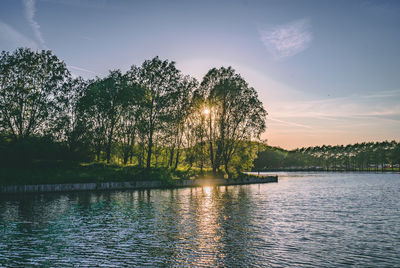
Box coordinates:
[253,146,285,170]
[56,77,91,160]
[78,70,135,164]
[182,91,209,172]
[0,48,70,140]
[126,57,181,168]
[116,75,145,165]
[168,75,198,169]
[198,67,267,177]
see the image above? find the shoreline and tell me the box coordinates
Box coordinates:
[0,176,278,194]
[252,169,399,173]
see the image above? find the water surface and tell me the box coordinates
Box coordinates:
[1,172,399,267]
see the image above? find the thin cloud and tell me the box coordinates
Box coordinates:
[40,0,111,10]
[269,95,400,125]
[361,89,400,99]
[268,117,313,129]
[0,20,38,49]
[68,65,99,75]
[259,19,313,59]
[23,0,48,49]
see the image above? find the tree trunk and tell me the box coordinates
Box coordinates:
[208,113,215,173]
[96,148,101,162]
[138,143,143,167]
[106,144,111,164]
[174,148,180,170]
[169,147,174,167]
[224,161,230,179]
[154,148,159,168]
[106,137,112,164]
[146,130,153,168]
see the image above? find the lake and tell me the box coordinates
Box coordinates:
[1,172,399,267]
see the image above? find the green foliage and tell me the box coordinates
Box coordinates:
[0,135,91,168]
[0,163,175,186]
[229,141,259,176]
[197,67,267,176]
[0,47,284,186]
[0,48,70,140]
[253,146,286,169]
[126,57,183,168]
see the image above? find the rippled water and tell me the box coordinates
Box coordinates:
[1,172,400,267]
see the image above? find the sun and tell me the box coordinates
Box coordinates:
[203,108,210,115]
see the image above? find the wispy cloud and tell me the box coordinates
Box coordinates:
[259,19,313,59]
[0,20,38,49]
[68,65,99,75]
[268,93,400,128]
[41,0,111,10]
[361,89,400,99]
[268,117,313,129]
[23,0,48,49]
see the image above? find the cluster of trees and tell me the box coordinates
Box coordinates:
[254,141,400,171]
[0,48,266,177]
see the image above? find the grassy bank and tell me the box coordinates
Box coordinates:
[0,163,182,186]
[0,163,236,186]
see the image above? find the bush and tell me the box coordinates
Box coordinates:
[0,135,91,168]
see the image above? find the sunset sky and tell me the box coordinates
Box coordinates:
[1,0,399,149]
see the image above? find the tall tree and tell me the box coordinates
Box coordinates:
[183,91,209,172]
[199,67,267,177]
[0,48,70,140]
[126,57,181,168]
[57,77,89,156]
[116,79,144,165]
[79,70,134,163]
[168,75,198,169]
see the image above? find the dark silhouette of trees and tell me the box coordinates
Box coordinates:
[78,70,141,164]
[0,48,70,140]
[58,77,90,160]
[254,141,400,172]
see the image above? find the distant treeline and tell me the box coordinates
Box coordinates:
[0,48,266,178]
[254,141,400,171]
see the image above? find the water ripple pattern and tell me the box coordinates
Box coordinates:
[1,173,400,267]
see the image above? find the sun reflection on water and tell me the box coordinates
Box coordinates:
[191,186,226,266]
[203,186,212,196]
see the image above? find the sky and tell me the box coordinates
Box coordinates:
[1,0,399,149]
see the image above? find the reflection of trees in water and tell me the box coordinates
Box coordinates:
[215,186,257,266]
[0,186,262,266]
[0,193,79,266]
[0,193,73,230]
[149,189,186,265]
[161,185,257,267]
